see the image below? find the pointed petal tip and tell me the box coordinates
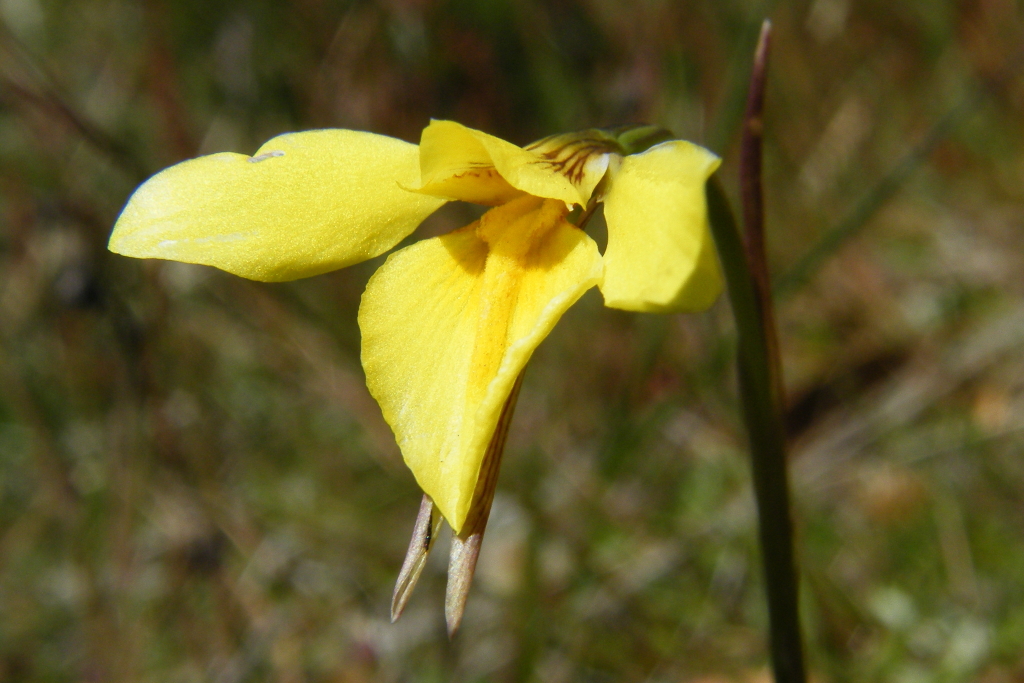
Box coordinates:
[390,583,410,623]
[391,495,442,624]
[445,613,461,640]
[445,532,483,638]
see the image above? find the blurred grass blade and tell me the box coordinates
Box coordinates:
[774,86,986,297]
[0,20,151,182]
[391,494,443,622]
[708,20,807,683]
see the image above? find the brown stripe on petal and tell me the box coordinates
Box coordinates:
[525,130,620,187]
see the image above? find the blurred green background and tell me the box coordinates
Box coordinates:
[2,0,1024,681]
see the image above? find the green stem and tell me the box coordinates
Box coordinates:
[707,175,805,683]
[705,21,806,682]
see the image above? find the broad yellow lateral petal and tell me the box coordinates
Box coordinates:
[600,140,724,312]
[418,120,611,208]
[359,196,602,532]
[109,130,445,281]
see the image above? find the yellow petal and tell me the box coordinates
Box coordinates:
[599,140,724,312]
[417,120,615,208]
[359,195,602,532]
[109,130,446,281]
[415,120,524,205]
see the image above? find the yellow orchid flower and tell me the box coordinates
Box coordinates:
[108,119,723,632]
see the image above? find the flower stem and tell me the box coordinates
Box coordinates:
[706,21,807,683]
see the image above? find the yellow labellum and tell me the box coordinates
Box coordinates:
[359,195,602,531]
